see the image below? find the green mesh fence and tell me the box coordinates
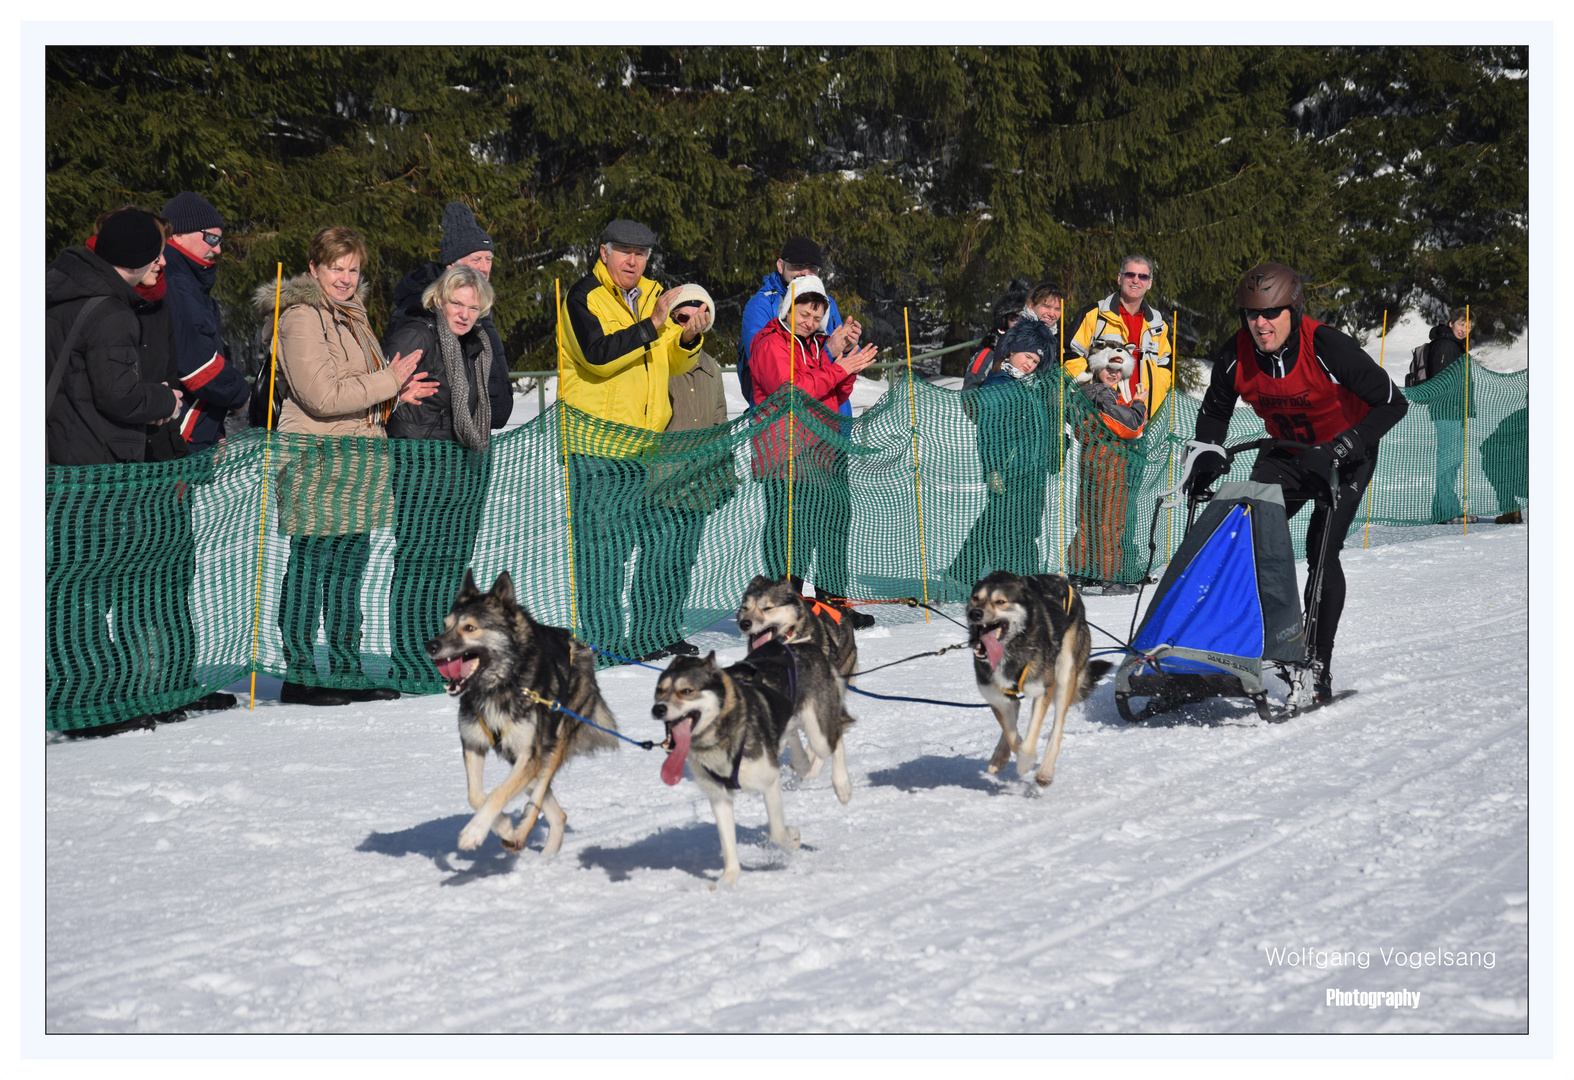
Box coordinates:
[45,358,1526,732]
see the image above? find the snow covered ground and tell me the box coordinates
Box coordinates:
[40,522,1531,1038]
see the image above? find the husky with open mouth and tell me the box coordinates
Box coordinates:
[735,575,858,777]
[652,641,853,886]
[967,571,1111,787]
[426,570,618,855]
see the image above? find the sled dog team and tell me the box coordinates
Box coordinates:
[426,568,1106,885]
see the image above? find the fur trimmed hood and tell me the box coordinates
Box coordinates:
[253,271,371,316]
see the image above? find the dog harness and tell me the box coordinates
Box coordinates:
[997,578,1076,700]
[704,641,800,791]
[807,598,844,624]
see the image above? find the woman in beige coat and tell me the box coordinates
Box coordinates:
[262,226,437,706]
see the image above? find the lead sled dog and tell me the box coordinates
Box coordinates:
[967,571,1111,787]
[426,570,618,854]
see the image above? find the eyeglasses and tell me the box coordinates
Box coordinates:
[1121,271,1151,282]
[200,232,223,247]
[1242,306,1289,322]
[784,263,822,277]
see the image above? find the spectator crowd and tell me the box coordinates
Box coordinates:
[46,198,1525,730]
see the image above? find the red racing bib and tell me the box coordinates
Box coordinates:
[1233,317,1370,448]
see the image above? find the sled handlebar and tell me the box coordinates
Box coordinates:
[1220,436,1313,464]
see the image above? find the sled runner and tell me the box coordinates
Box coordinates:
[1114,438,1345,725]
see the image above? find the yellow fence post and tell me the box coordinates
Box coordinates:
[1167,311,1177,562]
[904,308,929,620]
[556,279,580,638]
[248,263,284,709]
[786,280,797,581]
[1058,307,1067,573]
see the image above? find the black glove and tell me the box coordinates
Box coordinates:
[1327,428,1367,467]
[1297,429,1366,494]
[1183,447,1228,497]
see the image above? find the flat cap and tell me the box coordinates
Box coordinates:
[601,219,658,248]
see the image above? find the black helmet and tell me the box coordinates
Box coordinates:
[1236,263,1303,313]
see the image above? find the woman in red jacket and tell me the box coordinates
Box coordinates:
[748,275,878,623]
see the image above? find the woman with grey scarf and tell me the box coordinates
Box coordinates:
[386,263,505,683]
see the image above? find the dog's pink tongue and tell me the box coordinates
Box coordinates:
[983,628,1004,670]
[751,632,771,650]
[660,718,693,786]
[436,656,464,681]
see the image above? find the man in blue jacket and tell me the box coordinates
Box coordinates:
[738,237,850,415]
[160,192,251,450]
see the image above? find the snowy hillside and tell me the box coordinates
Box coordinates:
[41,522,1529,1036]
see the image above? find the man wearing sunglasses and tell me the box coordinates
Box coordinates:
[160,191,251,451]
[1185,262,1408,704]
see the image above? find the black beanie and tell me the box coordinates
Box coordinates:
[95,209,165,270]
[161,191,224,235]
[779,236,824,266]
[440,202,494,264]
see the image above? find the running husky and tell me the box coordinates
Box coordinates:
[967,571,1111,787]
[736,575,857,777]
[426,570,618,854]
[652,642,852,886]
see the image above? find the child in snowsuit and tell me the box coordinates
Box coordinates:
[1068,346,1149,594]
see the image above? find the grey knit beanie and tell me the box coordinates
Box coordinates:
[439,201,494,265]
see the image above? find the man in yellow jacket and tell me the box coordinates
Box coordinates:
[1064,254,1173,418]
[559,219,710,658]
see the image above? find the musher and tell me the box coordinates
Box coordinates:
[1184,263,1408,703]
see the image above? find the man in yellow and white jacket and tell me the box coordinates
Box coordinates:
[558,219,712,659]
[1064,254,1174,424]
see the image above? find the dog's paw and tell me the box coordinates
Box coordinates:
[718,868,741,888]
[1035,769,1056,788]
[986,761,1003,775]
[457,819,489,850]
[833,774,852,804]
[771,826,801,850]
[1015,757,1039,778]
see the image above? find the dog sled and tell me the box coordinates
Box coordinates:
[1114,438,1348,724]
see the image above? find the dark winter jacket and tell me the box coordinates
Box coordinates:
[162,243,251,450]
[1195,318,1409,459]
[1417,323,1476,421]
[1423,323,1467,382]
[389,261,513,428]
[738,269,847,413]
[384,310,498,442]
[46,246,179,466]
[135,279,188,462]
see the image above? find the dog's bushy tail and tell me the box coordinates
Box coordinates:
[1078,659,1114,702]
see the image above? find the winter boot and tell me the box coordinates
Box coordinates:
[281,681,354,707]
[1311,651,1334,704]
[1495,510,1523,525]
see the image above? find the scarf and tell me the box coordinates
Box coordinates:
[330,294,394,425]
[436,316,493,452]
